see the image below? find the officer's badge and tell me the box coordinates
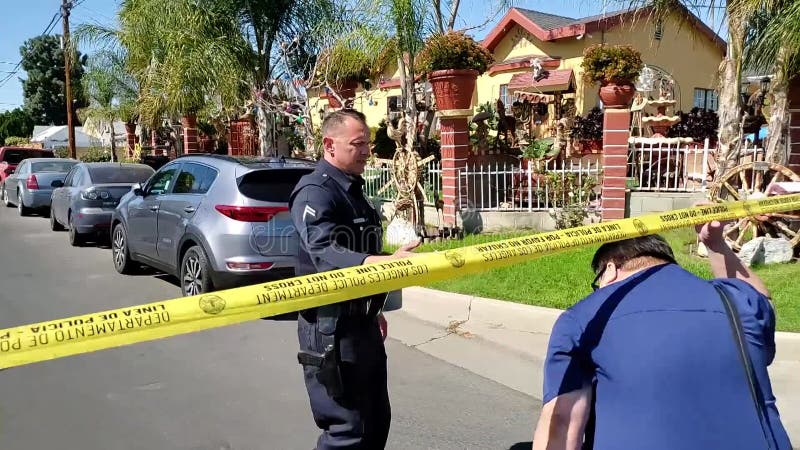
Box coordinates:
[199,295,226,315]
[444,250,466,268]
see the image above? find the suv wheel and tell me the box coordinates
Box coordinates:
[2,185,12,207]
[18,193,31,216]
[50,207,64,231]
[68,213,85,247]
[181,245,213,296]
[112,224,138,274]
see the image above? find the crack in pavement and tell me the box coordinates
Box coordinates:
[410,298,476,347]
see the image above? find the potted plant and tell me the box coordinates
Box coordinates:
[417,31,494,110]
[316,43,373,108]
[580,44,643,108]
[571,107,604,154]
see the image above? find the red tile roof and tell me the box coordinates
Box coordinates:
[482,6,725,56]
[507,69,575,92]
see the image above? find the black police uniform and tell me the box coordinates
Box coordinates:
[289,158,390,450]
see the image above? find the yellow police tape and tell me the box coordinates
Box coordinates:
[2,193,800,369]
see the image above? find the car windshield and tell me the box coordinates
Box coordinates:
[31,161,77,173]
[88,165,154,184]
[1,149,54,164]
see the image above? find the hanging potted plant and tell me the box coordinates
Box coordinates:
[315,43,372,108]
[580,44,643,108]
[417,31,495,111]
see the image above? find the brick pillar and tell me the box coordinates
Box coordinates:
[439,110,472,229]
[181,114,200,154]
[601,108,631,221]
[788,76,800,174]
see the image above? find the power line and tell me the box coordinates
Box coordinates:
[0,11,63,89]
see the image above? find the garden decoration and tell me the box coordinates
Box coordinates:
[641,77,684,139]
[709,159,800,255]
[374,117,435,243]
[471,110,492,156]
[494,99,517,151]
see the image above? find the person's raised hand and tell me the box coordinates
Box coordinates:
[693,201,728,252]
[392,238,421,258]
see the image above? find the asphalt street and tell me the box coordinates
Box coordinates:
[0,203,538,450]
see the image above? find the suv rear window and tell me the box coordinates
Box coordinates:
[31,161,77,172]
[1,149,54,164]
[238,168,313,202]
[88,165,155,184]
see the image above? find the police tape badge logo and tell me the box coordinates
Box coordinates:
[199,295,226,315]
[633,219,648,236]
[444,250,466,268]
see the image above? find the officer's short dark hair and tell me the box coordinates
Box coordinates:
[591,235,677,274]
[321,109,368,137]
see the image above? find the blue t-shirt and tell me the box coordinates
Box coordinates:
[543,263,792,450]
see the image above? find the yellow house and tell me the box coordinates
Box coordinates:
[307,4,725,133]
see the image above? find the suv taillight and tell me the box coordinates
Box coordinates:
[215,205,288,222]
[26,175,39,190]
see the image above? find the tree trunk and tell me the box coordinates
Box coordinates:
[714,15,745,181]
[256,105,273,157]
[109,124,116,163]
[398,54,425,233]
[765,47,790,165]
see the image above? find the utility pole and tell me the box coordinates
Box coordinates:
[61,0,76,159]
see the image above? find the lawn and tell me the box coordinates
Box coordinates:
[401,227,800,332]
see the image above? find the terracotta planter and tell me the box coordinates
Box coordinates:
[598,83,636,108]
[327,79,359,108]
[428,69,479,111]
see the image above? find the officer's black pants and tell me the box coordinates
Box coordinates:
[298,313,390,450]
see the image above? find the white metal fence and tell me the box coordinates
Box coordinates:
[627,139,764,192]
[365,158,602,212]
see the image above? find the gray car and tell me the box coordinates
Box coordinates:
[1,158,79,216]
[50,162,156,246]
[110,154,315,296]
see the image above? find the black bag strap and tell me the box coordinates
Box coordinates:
[714,284,774,450]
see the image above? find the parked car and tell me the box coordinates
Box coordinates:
[1,158,79,215]
[0,146,55,187]
[110,154,316,296]
[50,162,156,246]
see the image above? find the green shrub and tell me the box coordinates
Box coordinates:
[4,136,30,146]
[581,44,643,85]
[53,147,69,158]
[79,147,112,162]
[416,31,494,75]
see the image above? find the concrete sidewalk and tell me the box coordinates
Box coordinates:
[384,287,800,446]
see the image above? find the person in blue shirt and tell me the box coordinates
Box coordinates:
[533,220,792,450]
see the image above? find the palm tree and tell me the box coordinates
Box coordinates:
[733,0,800,165]
[77,50,140,160]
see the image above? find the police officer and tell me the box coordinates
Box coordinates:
[289,109,419,450]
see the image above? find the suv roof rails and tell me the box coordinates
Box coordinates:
[177,153,316,166]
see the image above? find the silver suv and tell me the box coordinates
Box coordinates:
[110,154,316,296]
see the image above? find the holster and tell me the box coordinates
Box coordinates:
[297,310,344,399]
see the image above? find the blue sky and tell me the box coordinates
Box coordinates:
[0,0,726,114]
